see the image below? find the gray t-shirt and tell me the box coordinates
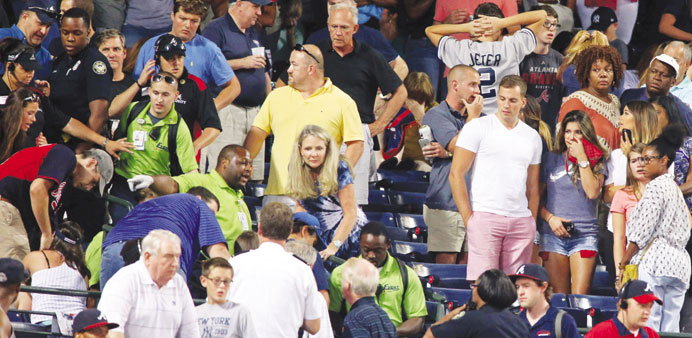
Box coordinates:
[610,39,629,65]
[125,0,173,30]
[196,302,258,338]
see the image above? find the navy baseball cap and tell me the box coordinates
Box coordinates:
[509,264,549,283]
[155,34,186,60]
[588,7,617,32]
[293,212,328,251]
[0,258,29,284]
[246,0,273,6]
[72,309,119,333]
[619,280,663,305]
[25,0,59,25]
[7,48,41,71]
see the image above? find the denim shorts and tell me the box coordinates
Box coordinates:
[540,225,599,256]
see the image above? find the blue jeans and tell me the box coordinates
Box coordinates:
[121,24,171,48]
[403,37,442,98]
[100,241,126,290]
[639,268,688,332]
[540,224,599,256]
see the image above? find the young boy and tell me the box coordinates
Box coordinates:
[519,5,564,132]
[197,258,257,338]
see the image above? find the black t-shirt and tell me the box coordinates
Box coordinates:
[398,0,436,39]
[431,305,530,338]
[316,39,402,124]
[664,0,692,34]
[48,47,113,127]
[519,48,564,133]
[108,72,138,103]
[139,69,221,134]
[0,81,71,147]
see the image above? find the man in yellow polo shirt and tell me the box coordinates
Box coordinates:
[128,144,252,252]
[243,44,364,210]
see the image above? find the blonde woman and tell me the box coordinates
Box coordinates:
[287,125,368,261]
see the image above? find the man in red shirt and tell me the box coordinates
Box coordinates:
[585,280,661,338]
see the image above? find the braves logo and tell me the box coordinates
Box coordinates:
[517,265,526,275]
[538,89,550,103]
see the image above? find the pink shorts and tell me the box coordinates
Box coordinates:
[466,211,535,281]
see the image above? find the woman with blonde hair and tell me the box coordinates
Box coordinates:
[539,110,608,294]
[557,30,610,95]
[286,125,368,261]
[610,143,650,289]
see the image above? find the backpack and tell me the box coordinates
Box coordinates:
[113,100,183,176]
[554,309,566,338]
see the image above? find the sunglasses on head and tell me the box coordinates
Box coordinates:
[152,74,177,85]
[23,94,39,103]
[293,44,320,64]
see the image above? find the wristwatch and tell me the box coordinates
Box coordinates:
[332,240,343,248]
[578,160,589,168]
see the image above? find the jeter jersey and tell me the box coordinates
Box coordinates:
[438,28,537,115]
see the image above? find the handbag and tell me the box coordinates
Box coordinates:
[621,239,655,285]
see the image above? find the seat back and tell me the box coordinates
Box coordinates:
[568,294,619,311]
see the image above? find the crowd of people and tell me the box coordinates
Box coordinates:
[0,0,691,336]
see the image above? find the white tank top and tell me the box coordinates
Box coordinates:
[30,262,86,324]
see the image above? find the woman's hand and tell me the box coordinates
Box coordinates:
[548,215,572,238]
[566,138,588,162]
[35,132,47,146]
[620,132,632,156]
[320,243,339,261]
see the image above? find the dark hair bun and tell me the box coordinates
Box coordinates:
[659,123,686,150]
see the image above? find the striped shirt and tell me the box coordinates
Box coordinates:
[343,297,396,338]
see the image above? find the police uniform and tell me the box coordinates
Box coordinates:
[48,47,112,135]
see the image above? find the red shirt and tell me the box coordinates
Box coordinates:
[585,317,660,338]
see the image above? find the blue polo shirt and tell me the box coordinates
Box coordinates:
[343,297,397,338]
[306,25,398,63]
[103,193,227,277]
[0,25,53,80]
[421,101,476,211]
[519,306,580,338]
[620,87,692,133]
[133,33,236,94]
[202,13,267,106]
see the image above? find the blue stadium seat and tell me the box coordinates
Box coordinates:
[391,240,429,262]
[389,192,426,214]
[366,190,390,209]
[568,294,618,312]
[7,310,28,323]
[411,263,469,289]
[390,181,430,193]
[377,170,429,182]
[426,301,444,323]
[559,307,588,328]
[386,227,412,242]
[364,212,396,227]
[429,287,472,310]
[395,213,427,229]
[550,293,568,308]
[591,270,617,296]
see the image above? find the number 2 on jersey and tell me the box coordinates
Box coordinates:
[478,68,496,99]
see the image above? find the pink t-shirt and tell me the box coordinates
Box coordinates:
[610,189,639,223]
[433,0,519,40]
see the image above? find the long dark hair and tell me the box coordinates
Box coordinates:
[555,110,608,185]
[650,96,690,136]
[0,88,36,162]
[49,221,90,280]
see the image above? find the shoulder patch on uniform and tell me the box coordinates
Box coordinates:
[92,60,107,75]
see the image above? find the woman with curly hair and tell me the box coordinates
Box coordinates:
[539,110,608,294]
[557,30,610,96]
[558,45,623,153]
[286,125,368,261]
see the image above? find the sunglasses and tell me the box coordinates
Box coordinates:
[152,74,177,86]
[293,44,320,64]
[23,94,39,103]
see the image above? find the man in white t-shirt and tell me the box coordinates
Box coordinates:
[197,257,257,338]
[426,5,546,115]
[98,230,199,338]
[449,75,543,281]
[227,202,321,337]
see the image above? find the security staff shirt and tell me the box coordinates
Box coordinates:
[519,306,580,338]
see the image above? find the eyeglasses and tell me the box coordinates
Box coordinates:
[293,44,320,64]
[152,74,177,85]
[206,277,232,287]
[643,155,663,164]
[469,283,478,290]
[542,21,561,30]
[23,94,39,103]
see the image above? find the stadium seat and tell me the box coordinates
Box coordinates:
[426,301,445,323]
[386,227,412,242]
[391,240,429,262]
[7,310,28,323]
[550,293,568,308]
[591,270,617,296]
[389,192,426,214]
[395,213,427,242]
[377,170,429,182]
[389,181,430,193]
[364,212,396,228]
[411,263,470,289]
[568,294,618,312]
[559,307,588,328]
[363,190,390,212]
[428,287,472,310]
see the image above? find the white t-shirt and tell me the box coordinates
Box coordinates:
[438,28,537,115]
[228,242,321,338]
[457,114,542,217]
[98,260,199,338]
[196,301,257,338]
[303,293,334,338]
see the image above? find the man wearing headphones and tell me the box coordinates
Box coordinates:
[110,34,221,159]
[585,280,661,338]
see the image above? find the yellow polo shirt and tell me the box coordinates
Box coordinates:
[253,78,363,195]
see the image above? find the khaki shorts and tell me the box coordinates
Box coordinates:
[424,205,467,253]
[0,200,29,260]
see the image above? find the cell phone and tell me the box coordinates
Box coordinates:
[562,221,575,235]
[622,129,633,144]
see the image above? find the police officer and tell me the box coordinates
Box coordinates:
[0,37,132,157]
[48,7,111,151]
[110,34,221,157]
